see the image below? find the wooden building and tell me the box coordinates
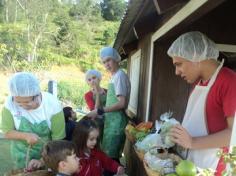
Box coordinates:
[113,0,236,175]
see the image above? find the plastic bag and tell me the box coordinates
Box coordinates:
[135,133,164,152]
[159,112,180,148]
[144,151,175,174]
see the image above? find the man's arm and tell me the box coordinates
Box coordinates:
[103,95,126,112]
[170,117,234,149]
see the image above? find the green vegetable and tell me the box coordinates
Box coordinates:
[176,160,197,176]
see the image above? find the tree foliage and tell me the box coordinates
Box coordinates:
[101,0,127,21]
[0,0,126,72]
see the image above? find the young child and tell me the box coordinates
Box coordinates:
[84,69,107,111]
[42,140,80,176]
[72,118,125,176]
[63,106,77,141]
[84,69,107,142]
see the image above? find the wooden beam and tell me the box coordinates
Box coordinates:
[216,44,236,53]
[134,13,158,39]
[152,0,208,42]
[152,0,226,42]
[153,0,186,14]
[122,40,138,55]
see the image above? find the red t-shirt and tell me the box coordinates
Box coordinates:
[73,148,120,176]
[198,67,236,176]
[199,67,236,133]
[84,89,107,111]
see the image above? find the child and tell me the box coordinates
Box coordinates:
[72,118,125,176]
[42,140,80,176]
[84,69,107,141]
[63,106,77,141]
[84,69,107,111]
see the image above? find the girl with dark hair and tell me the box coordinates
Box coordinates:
[72,118,125,176]
[63,106,76,141]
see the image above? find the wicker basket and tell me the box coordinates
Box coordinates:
[143,161,160,176]
[125,129,135,143]
[6,169,53,176]
[134,146,145,161]
[143,153,182,176]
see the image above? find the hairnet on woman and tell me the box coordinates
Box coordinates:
[1,72,65,171]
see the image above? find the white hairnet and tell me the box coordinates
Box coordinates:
[85,70,102,81]
[100,47,121,62]
[167,31,219,62]
[9,72,40,97]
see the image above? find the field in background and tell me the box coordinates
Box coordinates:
[0,65,110,130]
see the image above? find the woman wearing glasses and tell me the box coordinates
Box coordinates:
[0,72,65,170]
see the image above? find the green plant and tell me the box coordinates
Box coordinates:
[57,80,89,108]
[218,146,236,175]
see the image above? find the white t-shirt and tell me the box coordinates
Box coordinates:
[4,92,62,130]
[110,69,131,107]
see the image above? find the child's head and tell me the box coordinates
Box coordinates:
[63,106,76,122]
[42,140,79,175]
[85,70,102,88]
[73,118,100,154]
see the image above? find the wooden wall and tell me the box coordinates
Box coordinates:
[150,42,190,122]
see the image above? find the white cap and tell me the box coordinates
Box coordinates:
[9,72,40,97]
[167,31,219,62]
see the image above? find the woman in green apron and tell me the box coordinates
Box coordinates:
[1,72,65,171]
[87,47,131,165]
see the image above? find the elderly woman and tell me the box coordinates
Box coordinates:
[87,47,131,171]
[167,31,236,175]
[1,72,65,170]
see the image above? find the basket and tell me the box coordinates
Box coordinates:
[125,129,135,143]
[143,153,182,176]
[6,169,53,176]
[134,146,145,161]
[143,161,160,176]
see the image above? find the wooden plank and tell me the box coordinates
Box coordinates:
[152,0,208,42]
[150,42,190,122]
[122,40,138,55]
[217,44,236,53]
[153,0,186,14]
[134,13,158,39]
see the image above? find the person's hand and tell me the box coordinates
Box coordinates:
[24,133,39,145]
[117,166,125,175]
[27,159,44,171]
[169,124,193,149]
[86,109,98,119]
[93,82,100,94]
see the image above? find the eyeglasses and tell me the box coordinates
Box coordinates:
[87,76,97,82]
[12,94,41,107]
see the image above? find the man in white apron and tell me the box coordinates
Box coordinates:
[167,31,236,175]
[87,47,130,176]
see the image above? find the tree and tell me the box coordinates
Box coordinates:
[100,0,127,21]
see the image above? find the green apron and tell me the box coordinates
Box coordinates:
[102,83,128,158]
[12,117,51,169]
[93,92,106,142]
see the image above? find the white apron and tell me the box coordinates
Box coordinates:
[182,61,224,170]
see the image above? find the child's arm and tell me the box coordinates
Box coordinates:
[117,166,125,175]
[96,149,120,173]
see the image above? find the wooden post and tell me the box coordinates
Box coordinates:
[48,80,58,97]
